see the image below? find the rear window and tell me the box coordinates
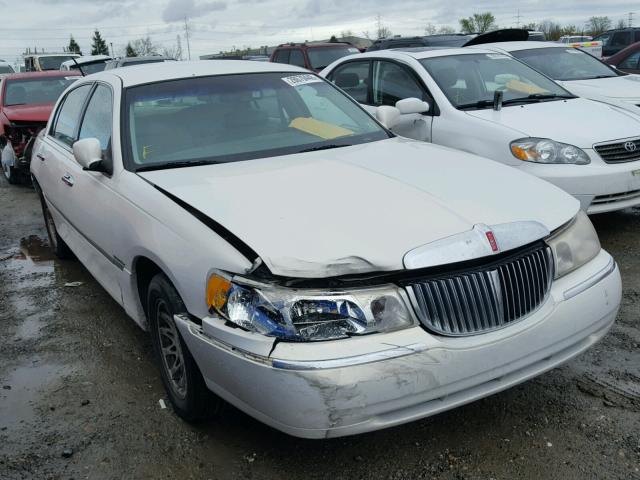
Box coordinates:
[38,56,77,70]
[3,77,78,106]
[0,65,14,73]
[307,46,359,70]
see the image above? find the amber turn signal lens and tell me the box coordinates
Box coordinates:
[510,145,530,161]
[206,275,232,312]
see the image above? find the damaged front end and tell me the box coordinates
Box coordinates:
[0,121,45,175]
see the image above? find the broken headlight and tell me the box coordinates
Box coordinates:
[206,274,415,341]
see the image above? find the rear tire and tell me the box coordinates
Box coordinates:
[37,188,73,259]
[2,156,20,185]
[147,273,220,422]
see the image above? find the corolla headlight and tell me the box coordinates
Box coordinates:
[510,138,590,164]
[205,274,415,341]
[546,211,601,279]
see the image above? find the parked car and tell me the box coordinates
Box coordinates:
[470,42,640,116]
[366,34,474,51]
[321,47,640,213]
[31,60,620,438]
[559,35,592,44]
[0,60,15,74]
[270,43,360,71]
[24,53,81,71]
[103,56,175,70]
[605,41,640,74]
[593,27,640,58]
[60,55,112,74]
[0,71,79,183]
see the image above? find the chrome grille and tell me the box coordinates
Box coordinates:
[406,246,553,336]
[594,138,640,164]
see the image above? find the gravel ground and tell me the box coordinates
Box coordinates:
[0,177,639,480]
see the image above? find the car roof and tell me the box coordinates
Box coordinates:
[469,41,566,52]
[355,46,498,60]
[1,70,81,80]
[88,60,309,87]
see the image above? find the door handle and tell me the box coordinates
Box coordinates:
[36,153,45,161]
[61,173,74,187]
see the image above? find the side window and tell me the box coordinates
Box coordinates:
[51,84,92,147]
[372,61,426,107]
[611,32,631,47]
[619,51,640,70]
[273,49,290,64]
[79,85,113,151]
[330,61,370,103]
[289,49,306,68]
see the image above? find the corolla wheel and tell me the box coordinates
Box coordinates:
[156,298,187,399]
[147,274,220,422]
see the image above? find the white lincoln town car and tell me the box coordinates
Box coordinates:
[31,61,620,438]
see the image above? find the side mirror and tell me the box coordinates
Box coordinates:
[395,97,430,115]
[73,138,103,171]
[376,105,401,129]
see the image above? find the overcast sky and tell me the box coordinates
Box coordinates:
[1,0,637,64]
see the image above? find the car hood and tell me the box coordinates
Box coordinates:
[1,104,53,123]
[464,97,640,148]
[560,75,640,101]
[139,138,577,278]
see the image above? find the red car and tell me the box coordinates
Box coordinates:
[270,43,361,72]
[605,41,640,74]
[1,70,79,183]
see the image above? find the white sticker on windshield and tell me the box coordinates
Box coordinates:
[282,74,323,87]
[486,53,509,60]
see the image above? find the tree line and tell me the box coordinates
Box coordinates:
[66,30,183,59]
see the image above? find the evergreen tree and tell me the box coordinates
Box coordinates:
[125,42,137,57]
[68,35,82,55]
[91,30,109,55]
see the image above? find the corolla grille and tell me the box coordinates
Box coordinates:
[405,246,553,336]
[594,138,640,163]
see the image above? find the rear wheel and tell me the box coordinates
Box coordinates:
[37,188,73,259]
[147,274,220,421]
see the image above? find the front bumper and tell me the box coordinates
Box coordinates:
[516,151,640,214]
[176,250,620,438]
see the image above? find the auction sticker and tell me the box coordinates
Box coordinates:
[282,74,323,87]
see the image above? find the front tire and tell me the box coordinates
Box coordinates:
[2,147,20,185]
[147,274,219,422]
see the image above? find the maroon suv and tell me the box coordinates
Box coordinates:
[270,43,361,72]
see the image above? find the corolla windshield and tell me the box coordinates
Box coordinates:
[3,77,78,106]
[420,53,574,110]
[124,72,388,170]
[511,47,619,81]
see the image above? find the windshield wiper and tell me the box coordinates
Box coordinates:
[457,99,496,110]
[501,93,576,105]
[136,159,221,172]
[297,144,352,153]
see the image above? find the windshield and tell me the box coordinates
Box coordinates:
[4,77,78,106]
[38,56,77,70]
[125,72,388,170]
[420,53,571,109]
[307,47,360,70]
[511,47,617,81]
[71,61,108,74]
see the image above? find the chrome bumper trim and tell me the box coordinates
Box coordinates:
[563,258,616,301]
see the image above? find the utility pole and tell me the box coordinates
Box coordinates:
[184,17,191,60]
[629,12,635,28]
[110,42,114,57]
[514,9,521,28]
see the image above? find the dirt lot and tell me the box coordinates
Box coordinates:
[0,177,638,480]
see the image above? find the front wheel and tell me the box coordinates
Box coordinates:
[147,274,220,421]
[1,146,20,185]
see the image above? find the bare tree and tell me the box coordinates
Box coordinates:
[587,16,612,36]
[375,14,392,39]
[162,35,183,60]
[459,12,497,34]
[616,19,627,30]
[425,23,457,35]
[340,29,354,39]
[538,20,563,40]
[130,36,159,56]
[424,23,438,35]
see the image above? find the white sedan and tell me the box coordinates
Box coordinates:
[321,47,640,214]
[471,41,640,116]
[31,61,620,438]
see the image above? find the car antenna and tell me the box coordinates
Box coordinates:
[493,90,503,111]
[69,57,86,77]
